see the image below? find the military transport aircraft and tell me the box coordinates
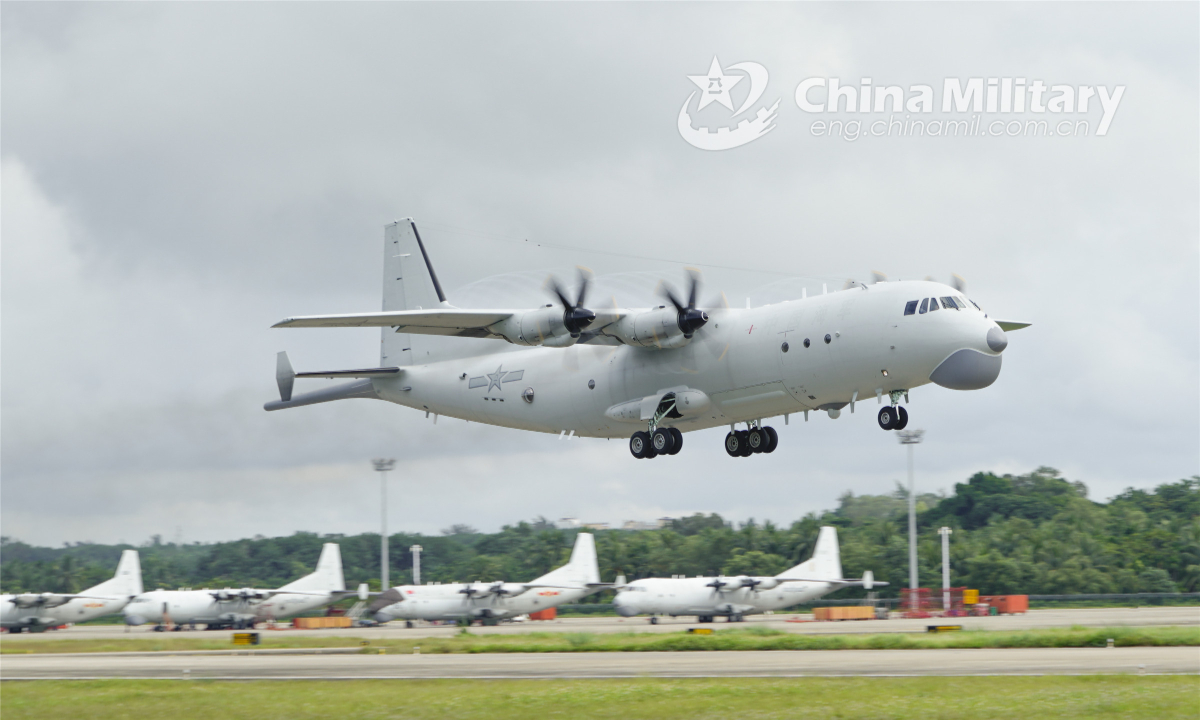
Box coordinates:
[612,526,882,623]
[370,532,602,626]
[123,543,363,630]
[268,220,1029,458]
[2,550,142,633]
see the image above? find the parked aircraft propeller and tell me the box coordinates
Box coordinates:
[546,268,597,338]
[705,578,729,597]
[659,268,710,338]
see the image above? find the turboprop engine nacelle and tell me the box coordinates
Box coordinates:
[10,593,70,609]
[489,306,581,348]
[605,307,698,349]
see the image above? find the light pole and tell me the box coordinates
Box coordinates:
[372,458,396,591]
[410,544,423,586]
[938,527,953,612]
[897,429,924,611]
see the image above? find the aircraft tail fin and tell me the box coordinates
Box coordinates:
[279,543,346,593]
[532,533,600,587]
[84,549,143,598]
[778,526,842,582]
[382,219,454,367]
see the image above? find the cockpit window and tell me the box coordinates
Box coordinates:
[904,300,918,316]
[918,298,929,314]
[927,297,939,312]
[953,296,967,310]
[939,296,958,310]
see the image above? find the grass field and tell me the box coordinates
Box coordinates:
[2,676,1197,720]
[2,625,1196,655]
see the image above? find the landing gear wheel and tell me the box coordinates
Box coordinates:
[747,428,766,453]
[724,432,742,457]
[668,428,683,455]
[630,431,649,459]
[894,406,909,430]
[878,406,898,430]
[649,616,659,625]
[732,613,744,622]
[737,431,753,457]
[405,621,414,629]
[651,428,675,455]
[763,426,779,453]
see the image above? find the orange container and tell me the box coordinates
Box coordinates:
[529,608,557,621]
[292,616,353,629]
[981,595,1028,614]
[814,606,875,621]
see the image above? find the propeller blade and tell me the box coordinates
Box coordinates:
[658,281,686,314]
[950,274,967,293]
[574,267,592,308]
[684,267,701,309]
[547,277,574,310]
[870,271,887,284]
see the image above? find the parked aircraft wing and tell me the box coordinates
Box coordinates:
[994,320,1031,331]
[367,588,406,614]
[273,309,514,339]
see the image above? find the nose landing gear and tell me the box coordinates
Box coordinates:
[878,391,910,431]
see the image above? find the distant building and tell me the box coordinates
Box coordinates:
[621,520,660,531]
[581,522,610,531]
[657,517,675,528]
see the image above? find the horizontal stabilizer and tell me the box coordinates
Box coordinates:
[264,379,379,411]
[296,367,401,379]
[994,320,1031,331]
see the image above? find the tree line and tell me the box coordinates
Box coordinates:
[2,468,1196,598]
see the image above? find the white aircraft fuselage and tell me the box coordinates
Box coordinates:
[373,583,591,622]
[371,280,1003,438]
[122,588,338,628]
[2,550,143,632]
[614,576,839,619]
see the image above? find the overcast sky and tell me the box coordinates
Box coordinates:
[3,3,1197,547]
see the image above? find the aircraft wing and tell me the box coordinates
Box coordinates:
[774,577,890,587]
[272,309,515,339]
[994,320,1032,331]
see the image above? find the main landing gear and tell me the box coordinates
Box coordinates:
[877,391,910,431]
[724,421,778,458]
[630,427,683,459]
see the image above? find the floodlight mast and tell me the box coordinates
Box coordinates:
[938,527,953,612]
[410,544,423,586]
[897,429,924,612]
[372,458,396,591]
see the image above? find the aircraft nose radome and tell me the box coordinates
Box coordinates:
[987,326,1008,353]
[613,598,638,617]
[930,349,1002,390]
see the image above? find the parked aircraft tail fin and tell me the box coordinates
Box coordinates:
[84,549,143,598]
[279,543,346,593]
[382,219,455,367]
[533,532,600,588]
[778,526,842,582]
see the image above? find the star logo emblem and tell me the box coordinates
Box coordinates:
[688,56,743,112]
[486,365,505,393]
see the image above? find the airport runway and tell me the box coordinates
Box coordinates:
[3,647,1195,679]
[5,607,1196,644]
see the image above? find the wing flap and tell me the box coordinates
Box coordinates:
[296,367,401,379]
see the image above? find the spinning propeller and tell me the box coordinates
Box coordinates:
[705,578,729,597]
[659,268,710,338]
[546,268,597,338]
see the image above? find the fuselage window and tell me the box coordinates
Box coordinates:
[928,297,939,312]
[904,301,918,316]
[939,296,958,310]
[918,298,929,314]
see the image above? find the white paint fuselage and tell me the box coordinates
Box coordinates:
[373,281,1001,437]
[123,590,336,626]
[375,584,592,622]
[613,577,841,618]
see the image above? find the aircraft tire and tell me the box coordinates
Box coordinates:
[668,428,683,455]
[650,616,658,625]
[630,431,650,459]
[878,406,898,430]
[763,426,779,453]
[405,621,414,628]
[651,428,675,455]
[747,428,766,453]
[894,406,909,430]
[724,432,741,457]
[737,431,753,457]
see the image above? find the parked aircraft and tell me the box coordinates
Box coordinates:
[268,220,1029,458]
[123,543,363,630]
[2,550,142,633]
[612,526,884,623]
[370,532,602,626]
